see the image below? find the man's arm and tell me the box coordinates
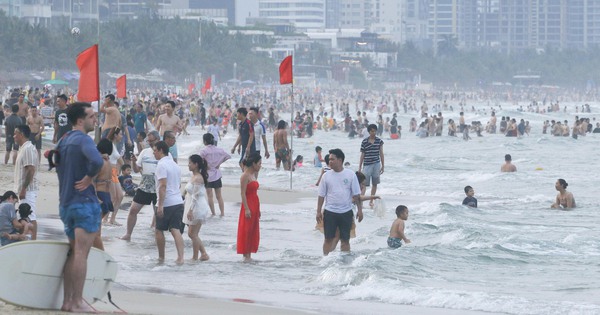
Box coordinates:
[156,178,167,216]
[354,194,363,222]
[19,165,35,199]
[52,115,59,143]
[261,134,270,158]
[316,196,325,223]
[358,152,365,172]
[379,144,384,174]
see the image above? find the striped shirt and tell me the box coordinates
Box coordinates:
[15,141,39,192]
[360,136,384,165]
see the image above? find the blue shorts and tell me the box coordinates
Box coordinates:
[60,202,102,240]
[363,162,381,186]
[387,237,402,248]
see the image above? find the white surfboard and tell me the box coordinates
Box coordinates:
[0,240,118,310]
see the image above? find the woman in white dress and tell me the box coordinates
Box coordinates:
[182,154,210,261]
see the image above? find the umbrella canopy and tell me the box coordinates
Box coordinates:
[42,79,69,85]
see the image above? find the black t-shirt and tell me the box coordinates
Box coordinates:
[462,196,478,208]
[5,114,22,138]
[239,119,255,152]
[54,108,72,140]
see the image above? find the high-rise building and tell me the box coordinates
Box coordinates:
[258,0,325,30]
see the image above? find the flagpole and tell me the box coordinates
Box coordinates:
[289,50,295,190]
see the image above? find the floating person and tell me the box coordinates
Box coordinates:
[388,205,410,249]
[551,179,576,209]
[501,154,517,172]
[462,185,478,208]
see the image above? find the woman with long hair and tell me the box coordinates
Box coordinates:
[182,154,210,260]
[237,153,262,262]
[199,133,231,216]
[106,127,125,225]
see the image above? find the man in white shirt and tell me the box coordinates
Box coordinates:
[316,148,362,255]
[249,107,270,159]
[13,125,38,239]
[153,140,184,264]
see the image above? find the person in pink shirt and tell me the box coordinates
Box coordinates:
[200,133,231,216]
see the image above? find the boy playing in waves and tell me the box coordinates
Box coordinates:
[462,185,478,208]
[388,205,410,248]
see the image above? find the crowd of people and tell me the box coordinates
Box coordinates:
[0,83,587,313]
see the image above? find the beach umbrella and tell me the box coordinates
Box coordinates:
[42,79,69,85]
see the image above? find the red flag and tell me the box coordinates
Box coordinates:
[201,77,211,95]
[116,75,127,98]
[76,44,100,102]
[279,55,293,85]
[188,83,195,95]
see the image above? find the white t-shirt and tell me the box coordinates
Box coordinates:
[136,147,158,176]
[318,168,360,213]
[254,120,266,152]
[155,155,183,207]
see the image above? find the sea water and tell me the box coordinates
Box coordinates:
[42,103,600,314]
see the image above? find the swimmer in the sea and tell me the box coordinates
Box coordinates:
[388,205,410,249]
[551,178,576,209]
[501,154,517,172]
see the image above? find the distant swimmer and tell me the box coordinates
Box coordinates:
[388,205,410,248]
[501,154,517,172]
[462,185,478,208]
[551,179,576,209]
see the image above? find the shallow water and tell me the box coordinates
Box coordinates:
[42,103,600,314]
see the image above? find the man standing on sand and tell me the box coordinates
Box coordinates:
[155,101,182,138]
[100,94,121,137]
[316,148,362,255]
[4,105,21,165]
[501,154,517,172]
[13,125,39,240]
[26,106,44,162]
[120,131,161,241]
[358,124,384,208]
[53,94,72,143]
[56,102,104,312]
[153,140,184,264]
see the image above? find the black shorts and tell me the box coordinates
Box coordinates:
[133,189,157,206]
[155,204,184,232]
[206,178,222,189]
[323,209,353,241]
[5,138,18,151]
[29,133,42,149]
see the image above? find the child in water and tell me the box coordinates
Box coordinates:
[292,155,303,171]
[388,205,410,248]
[314,146,324,168]
[462,185,478,208]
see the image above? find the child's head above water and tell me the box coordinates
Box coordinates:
[395,205,408,219]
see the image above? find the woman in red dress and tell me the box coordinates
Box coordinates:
[237,153,262,262]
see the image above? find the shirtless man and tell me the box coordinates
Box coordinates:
[26,107,44,162]
[16,93,29,124]
[101,94,122,136]
[551,179,575,209]
[155,101,182,137]
[273,120,290,170]
[489,112,497,134]
[500,154,517,172]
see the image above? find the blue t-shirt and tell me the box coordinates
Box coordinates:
[462,196,478,208]
[56,130,104,206]
[133,112,147,133]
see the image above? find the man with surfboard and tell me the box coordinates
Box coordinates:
[55,102,104,313]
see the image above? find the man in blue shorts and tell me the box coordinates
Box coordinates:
[358,124,385,208]
[316,148,362,255]
[55,102,104,312]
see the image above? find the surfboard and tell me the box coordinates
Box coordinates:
[0,240,118,310]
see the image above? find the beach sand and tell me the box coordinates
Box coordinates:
[0,154,498,315]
